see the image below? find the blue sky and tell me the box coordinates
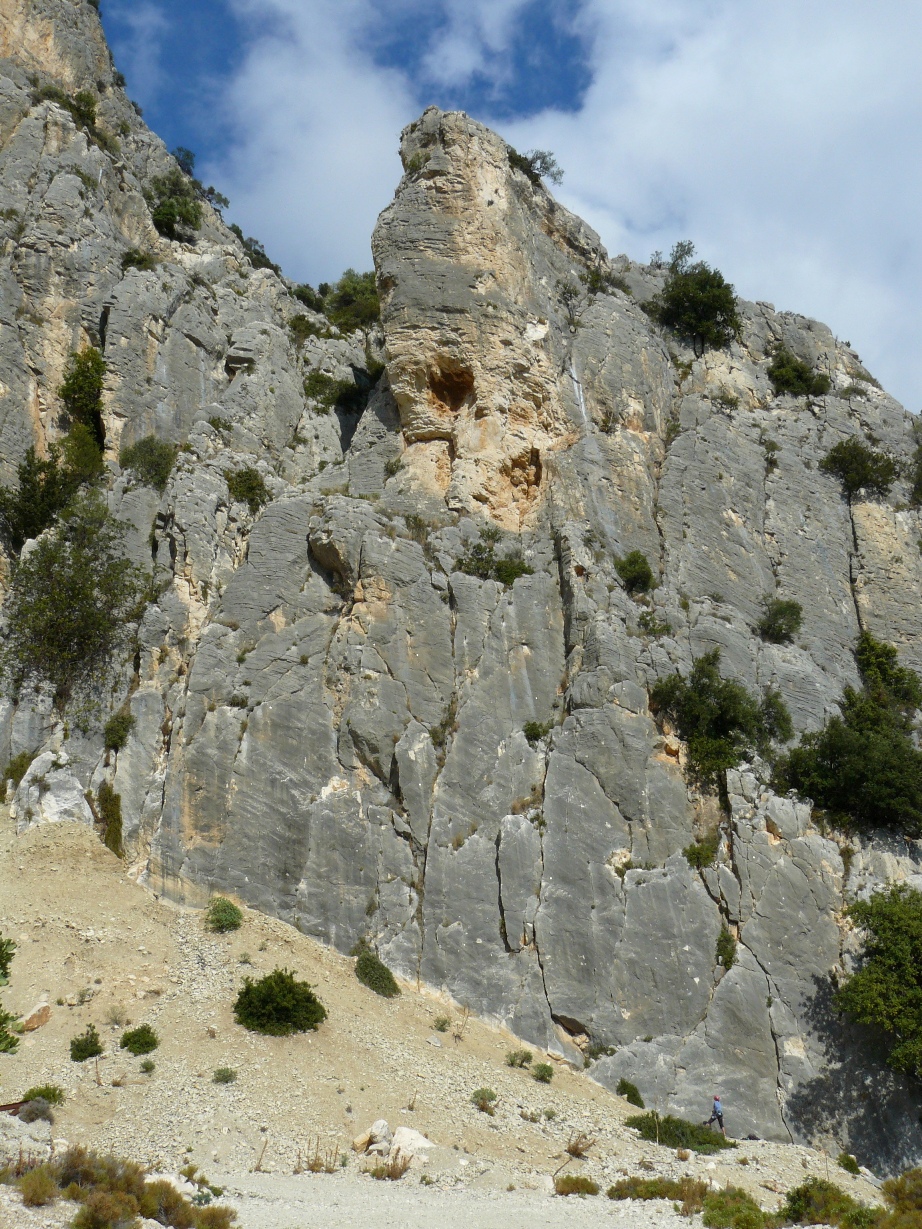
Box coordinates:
[99,0,922,411]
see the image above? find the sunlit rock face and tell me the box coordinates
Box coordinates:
[2,2,922,1172]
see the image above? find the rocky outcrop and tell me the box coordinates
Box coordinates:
[1,5,921,1172]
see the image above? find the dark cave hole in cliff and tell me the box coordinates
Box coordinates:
[429,362,475,413]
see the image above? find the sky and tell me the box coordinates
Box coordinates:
[99,0,922,410]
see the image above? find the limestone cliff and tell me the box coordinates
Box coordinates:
[1,1,920,1172]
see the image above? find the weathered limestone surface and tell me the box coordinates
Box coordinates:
[1,6,921,1172]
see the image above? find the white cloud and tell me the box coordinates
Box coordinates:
[210,0,922,407]
[103,0,169,100]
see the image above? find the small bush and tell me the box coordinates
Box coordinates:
[882,1167,922,1213]
[119,435,177,493]
[702,1186,768,1229]
[323,269,380,333]
[820,438,897,503]
[684,831,719,869]
[59,347,105,444]
[103,710,134,752]
[355,948,400,998]
[0,441,91,558]
[228,224,280,275]
[3,753,34,789]
[19,1096,54,1123]
[608,1176,708,1211]
[0,493,146,703]
[651,648,792,789]
[757,597,803,644]
[471,1087,497,1114]
[768,348,831,398]
[213,1067,237,1084]
[19,1164,58,1206]
[289,314,328,345]
[22,1083,64,1106]
[146,168,203,241]
[73,1188,143,1229]
[626,1112,736,1154]
[505,1048,533,1068]
[433,1015,450,1032]
[555,1174,599,1196]
[507,146,563,185]
[780,1177,871,1228]
[70,1023,103,1062]
[838,1153,861,1176]
[455,536,533,587]
[140,1059,155,1074]
[0,1003,20,1054]
[716,926,737,970]
[650,241,741,356]
[120,248,158,272]
[616,1077,644,1108]
[121,1023,158,1055]
[234,967,327,1035]
[97,781,123,857]
[225,466,269,515]
[293,284,325,313]
[532,1062,554,1083]
[615,550,654,594]
[206,897,242,933]
[522,722,552,746]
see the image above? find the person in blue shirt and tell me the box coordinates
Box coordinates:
[704,1094,726,1136]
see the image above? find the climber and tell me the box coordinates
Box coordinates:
[704,1094,726,1136]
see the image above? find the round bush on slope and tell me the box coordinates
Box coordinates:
[355,948,400,998]
[234,968,327,1035]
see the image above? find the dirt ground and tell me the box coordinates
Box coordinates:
[0,815,883,1228]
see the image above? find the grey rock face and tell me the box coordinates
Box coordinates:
[1,8,921,1173]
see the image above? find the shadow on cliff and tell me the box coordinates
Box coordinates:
[785,975,921,1174]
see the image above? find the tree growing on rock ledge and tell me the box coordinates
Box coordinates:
[651,241,741,357]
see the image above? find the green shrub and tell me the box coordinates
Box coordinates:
[757,597,803,644]
[608,1176,707,1210]
[625,1111,736,1154]
[70,1023,103,1062]
[716,926,737,970]
[616,1077,645,1107]
[119,435,177,493]
[22,1083,65,1106]
[768,348,831,398]
[103,710,134,752]
[293,284,325,313]
[224,466,269,515]
[702,1186,768,1229]
[615,550,654,594]
[505,1048,533,1068]
[140,1059,155,1074]
[908,444,922,509]
[228,224,280,275]
[302,368,372,415]
[0,931,15,986]
[506,146,563,185]
[775,632,922,836]
[471,1087,497,1114]
[234,967,327,1035]
[0,493,146,703]
[120,248,158,272]
[820,438,897,503]
[555,1174,599,1196]
[433,1015,450,1032]
[59,347,105,444]
[455,535,533,587]
[3,752,35,791]
[833,885,922,1078]
[779,1177,874,1228]
[355,948,400,998]
[290,314,328,345]
[638,611,672,636]
[532,1062,554,1083]
[650,648,792,789]
[838,1153,861,1176]
[206,897,243,932]
[120,1023,158,1055]
[97,781,123,857]
[18,1164,58,1206]
[650,242,741,356]
[0,1003,19,1054]
[323,269,380,333]
[684,831,719,869]
[146,168,203,240]
[523,721,552,746]
[213,1067,237,1084]
[882,1167,922,1214]
[0,439,96,558]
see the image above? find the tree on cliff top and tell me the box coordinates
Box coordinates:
[651,241,741,357]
